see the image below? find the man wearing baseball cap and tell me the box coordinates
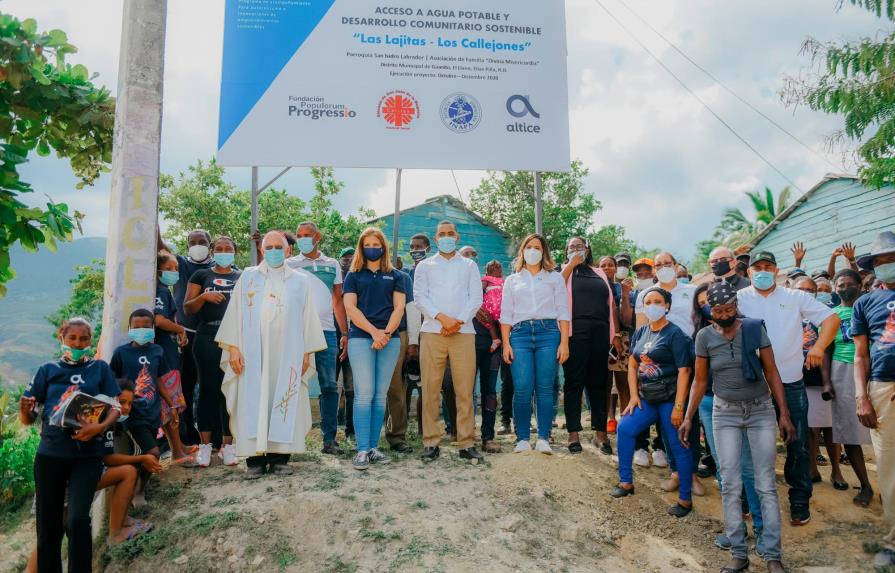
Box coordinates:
[736,250,840,526]
[853,231,895,568]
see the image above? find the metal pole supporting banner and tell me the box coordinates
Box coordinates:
[393,168,402,265]
[251,166,259,265]
[534,171,544,235]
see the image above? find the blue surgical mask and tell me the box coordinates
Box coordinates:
[213,252,235,268]
[876,262,895,283]
[437,236,457,254]
[678,277,690,285]
[296,237,315,255]
[160,270,179,286]
[700,304,712,321]
[816,292,833,305]
[644,304,667,323]
[752,271,775,290]
[363,247,384,262]
[128,328,155,345]
[264,248,285,268]
[118,414,129,423]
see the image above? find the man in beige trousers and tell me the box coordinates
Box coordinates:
[413,221,484,462]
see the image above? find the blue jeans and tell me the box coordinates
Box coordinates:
[348,337,401,452]
[700,395,764,529]
[664,410,702,473]
[509,320,561,442]
[783,380,813,509]
[713,396,782,561]
[316,330,339,443]
[618,399,694,501]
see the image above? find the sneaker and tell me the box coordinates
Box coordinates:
[244,465,265,480]
[714,533,732,550]
[271,463,294,476]
[420,446,440,462]
[514,440,532,453]
[196,443,213,468]
[535,439,553,455]
[352,451,370,471]
[368,448,390,464]
[652,449,668,468]
[459,447,484,461]
[218,444,238,466]
[600,442,613,456]
[633,449,651,467]
[606,419,618,434]
[873,548,895,568]
[789,506,811,526]
[497,423,512,436]
[322,441,345,455]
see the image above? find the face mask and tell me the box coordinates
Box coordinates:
[296,237,315,255]
[188,244,209,261]
[363,247,384,262]
[715,315,737,328]
[876,262,895,283]
[159,270,179,286]
[678,277,690,285]
[437,236,457,254]
[700,304,712,321]
[751,271,775,290]
[409,249,428,263]
[837,286,859,303]
[816,292,833,305]
[214,252,235,267]
[644,304,667,323]
[636,277,654,290]
[523,248,543,266]
[656,267,676,284]
[567,250,584,262]
[615,267,629,281]
[264,248,285,267]
[62,344,91,362]
[128,328,155,345]
[118,414,129,423]
[711,260,732,277]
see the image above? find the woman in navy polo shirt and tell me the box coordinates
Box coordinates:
[342,227,407,471]
[20,317,120,573]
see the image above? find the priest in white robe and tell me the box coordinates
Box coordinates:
[216,231,326,477]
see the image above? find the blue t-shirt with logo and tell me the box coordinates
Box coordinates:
[852,288,895,382]
[25,359,120,458]
[154,285,181,371]
[630,322,693,384]
[342,268,406,339]
[110,343,170,428]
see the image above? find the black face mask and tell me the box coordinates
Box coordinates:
[715,315,737,328]
[409,250,427,263]
[837,286,860,303]
[711,260,732,277]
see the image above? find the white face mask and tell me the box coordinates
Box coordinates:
[656,267,677,284]
[615,267,629,281]
[523,248,543,266]
[644,304,667,323]
[188,244,209,261]
[636,277,654,290]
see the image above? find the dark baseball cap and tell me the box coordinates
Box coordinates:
[811,269,831,280]
[749,251,777,267]
[614,252,632,265]
[786,268,807,280]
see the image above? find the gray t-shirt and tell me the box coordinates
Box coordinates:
[695,323,772,401]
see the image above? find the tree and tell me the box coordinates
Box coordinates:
[587,224,645,261]
[158,160,374,265]
[715,186,792,248]
[0,13,115,296]
[469,161,607,258]
[783,0,895,188]
[45,259,104,345]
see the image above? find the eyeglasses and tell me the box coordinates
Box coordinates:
[708,257,733,265]
[654,262,675,269]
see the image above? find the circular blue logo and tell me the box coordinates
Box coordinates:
[440,93,482,133]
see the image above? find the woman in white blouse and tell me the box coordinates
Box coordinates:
[501,233,570,454]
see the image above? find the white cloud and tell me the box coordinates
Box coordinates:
[2,0,884,259]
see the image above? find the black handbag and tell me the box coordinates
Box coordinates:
[640,377,677,404]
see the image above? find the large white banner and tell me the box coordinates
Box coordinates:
[217,0,569,171]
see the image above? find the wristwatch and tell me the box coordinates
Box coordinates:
[673,403,684,412]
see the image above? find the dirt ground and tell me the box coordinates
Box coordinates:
[0,417,885,573]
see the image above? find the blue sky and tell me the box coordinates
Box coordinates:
[3,0,883,261]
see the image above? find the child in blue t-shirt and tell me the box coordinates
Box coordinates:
[20,317,120,573]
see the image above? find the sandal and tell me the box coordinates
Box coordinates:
[568,442,583,453]
[854,486,874,508]
[609,484,635,498]
[832,479,849,491]
[174,455,199,468]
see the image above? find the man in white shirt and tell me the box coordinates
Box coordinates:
[635,252,697,336]
[413,221,484,462]
[286,222,349,455]
[737,250,840,526]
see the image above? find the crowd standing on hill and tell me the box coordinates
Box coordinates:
[18,220,895,572]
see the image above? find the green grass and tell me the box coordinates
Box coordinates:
[323,555,357,573]
[106,511,245,563]
[411,500,429,510]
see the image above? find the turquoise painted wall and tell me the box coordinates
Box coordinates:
[751,177,895,274]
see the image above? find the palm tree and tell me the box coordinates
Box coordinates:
[715,186,793,248]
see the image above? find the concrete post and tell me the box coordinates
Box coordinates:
[99,0,168,357]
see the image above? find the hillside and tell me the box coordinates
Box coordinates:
[0,237,107,386]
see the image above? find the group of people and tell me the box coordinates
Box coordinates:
[19,215,895,572]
